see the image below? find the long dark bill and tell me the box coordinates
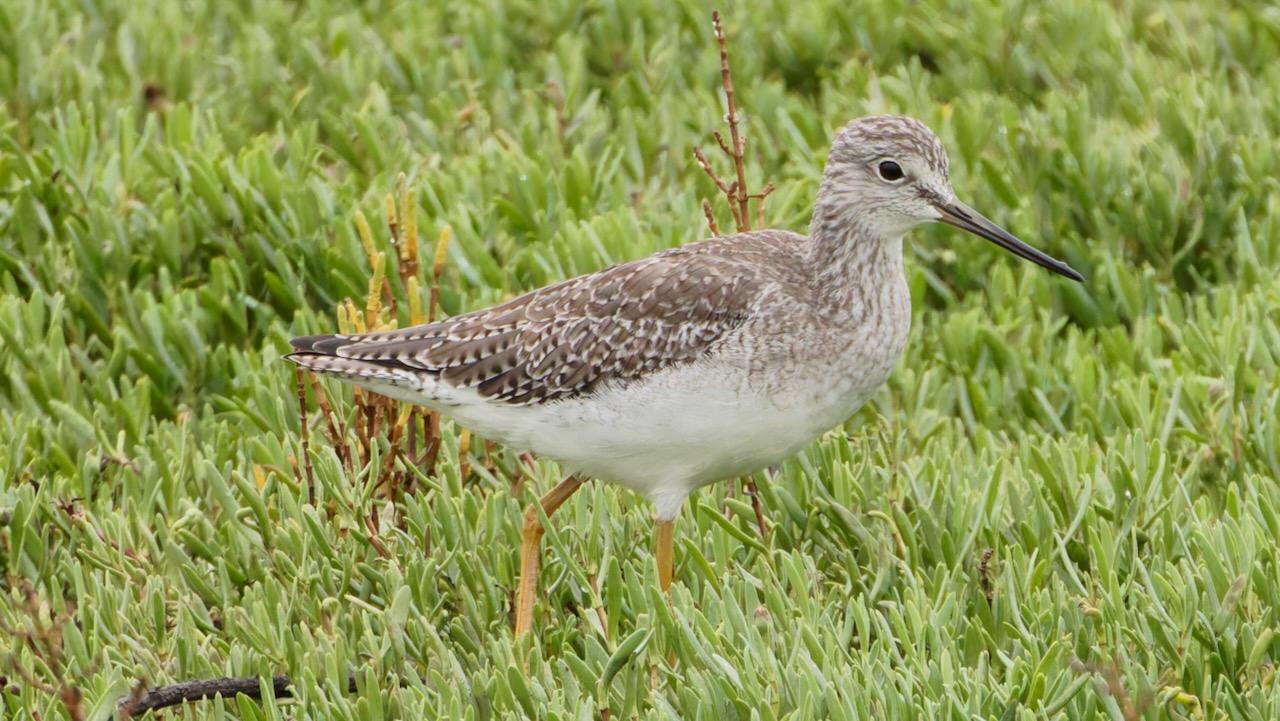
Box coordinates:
[937,200,1084,282]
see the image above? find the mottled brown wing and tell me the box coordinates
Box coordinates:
[293,250,762,405]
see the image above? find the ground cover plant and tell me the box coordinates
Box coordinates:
[3,0,1280,718]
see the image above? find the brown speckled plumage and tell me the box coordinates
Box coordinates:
[293,239,774,405]
[288,115,1082,522]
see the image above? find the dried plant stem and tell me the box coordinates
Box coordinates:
[712,11,750,230]
[694,11,776,238]
[751,183,775,230]
[744,477,767,536]
[458,428,472,480]
[701,199,721,237]
[694,146,734,198]
[306,372,350,471]
[363,514,393,559]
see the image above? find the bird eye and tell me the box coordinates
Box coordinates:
[877,160,905,182]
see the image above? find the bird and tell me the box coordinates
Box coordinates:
[287,115,1084,636]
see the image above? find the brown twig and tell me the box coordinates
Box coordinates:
[363,514,393,560]
[712,10,750,231]
[693,11,777,238]
[423,412,442,471]
[693,146,734,195]
[743,476,768,537]
[700,199,721,237]
[750,183,775,230]
[713,130,733,159]
[693,151,739,233]
[359,391,380,469]
[380,407,408,495]
[513,451,537,497]
[458,428,472,480]
[306,372,350,471]
[483,438,500,476]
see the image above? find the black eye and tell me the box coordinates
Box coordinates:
[878,160,905,181]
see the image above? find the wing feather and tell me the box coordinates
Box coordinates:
[290,243,767,405]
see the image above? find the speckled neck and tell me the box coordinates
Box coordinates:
[807,207,906,320]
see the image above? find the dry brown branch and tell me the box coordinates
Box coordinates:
[750,183,776,229]
[483,438,500,476]
[511,451,538,497]
[713,130,732,158]
[306,372,350,471]
[711,11,751,230]
[458,428,472,480]
[380,408,408,496]
[363,514,393,560]
[693,146,734,196]
[743,477,768,536]
[693,10,778,240]
[701,199,721,237]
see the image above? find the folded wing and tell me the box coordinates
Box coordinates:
[288,249,764,406]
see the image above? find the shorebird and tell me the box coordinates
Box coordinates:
[288,115,1083,636]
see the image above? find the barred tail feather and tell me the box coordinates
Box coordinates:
[286,346,445,408]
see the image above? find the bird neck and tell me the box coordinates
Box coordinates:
[807,211,906,313]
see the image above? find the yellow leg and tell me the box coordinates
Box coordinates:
[515,475,585,637]
[656,518,676,593]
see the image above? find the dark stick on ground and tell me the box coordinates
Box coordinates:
[115,674,360,718]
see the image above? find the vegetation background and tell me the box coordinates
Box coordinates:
[3,0,1279,718]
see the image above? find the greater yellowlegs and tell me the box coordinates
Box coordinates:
[288,115,1083,635]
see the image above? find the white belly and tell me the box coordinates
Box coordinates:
[345,282,911,520]
[443,336,901,519]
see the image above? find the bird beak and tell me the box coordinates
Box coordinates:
[936,200,1084,282]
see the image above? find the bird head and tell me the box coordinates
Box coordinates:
[816,115,1083,282]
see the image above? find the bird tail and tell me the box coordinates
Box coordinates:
[285,334,443,407]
